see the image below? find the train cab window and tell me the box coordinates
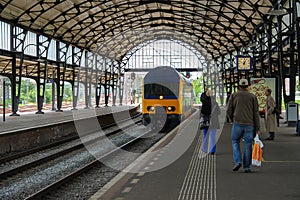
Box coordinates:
[144,83,178,99]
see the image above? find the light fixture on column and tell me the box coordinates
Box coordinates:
[267,3,287,16]
[267,8,287,16]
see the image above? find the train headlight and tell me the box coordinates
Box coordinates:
[147,106,155,112]
[159,95,163,100]
[167,106,175,112]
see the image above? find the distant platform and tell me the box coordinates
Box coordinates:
[0,105,139,135]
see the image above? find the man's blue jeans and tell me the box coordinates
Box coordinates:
[232,123,254,170]
[202,128,217,153]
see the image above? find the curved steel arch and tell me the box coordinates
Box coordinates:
[48,1,254,39]
[0,0,274,61]
[91,16,240,52]
[50,0,256,53]
[94,28,213,60]
[123,34,207,60]
[212,0,268,23]
[100,29,225,62]
[122,37,208,68]
[89,15,244,57]
[21,0,249,53]
[120,38,212,89]
[102,25,236,58]
[82,9,246,46]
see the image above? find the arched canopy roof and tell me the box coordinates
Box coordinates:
[0,0,274,61]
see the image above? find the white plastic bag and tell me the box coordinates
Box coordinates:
[252,134,263,166]
[254,134,264,148]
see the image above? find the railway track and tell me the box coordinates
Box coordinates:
[25,130,152,200]
[0,114,145,199]
[0,113,141,164]
[0,114,142,180]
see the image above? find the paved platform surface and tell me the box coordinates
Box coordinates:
[0,105,137,134]
[91,109,300,200]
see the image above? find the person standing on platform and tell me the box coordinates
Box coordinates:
[200,88,209,104]
[226,79,260,173]
[225,91,232,123]
[264,88,277,140]
[200,89,220,154]
[226,91,231,105]
[200,88,211,124]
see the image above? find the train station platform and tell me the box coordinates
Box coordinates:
[0,105,138,134]
[90,109,300,200]
[0,105,140,155]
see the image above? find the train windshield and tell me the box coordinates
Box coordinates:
[144,83,178,99]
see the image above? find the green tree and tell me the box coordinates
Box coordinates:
[18,79,73,105]
[44,84,53,104]
[20,79,36,104]
[63,83,72,101]
[192,76,204,104]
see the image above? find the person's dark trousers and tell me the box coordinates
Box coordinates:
[266,132,275,140]
[269,132,275,139]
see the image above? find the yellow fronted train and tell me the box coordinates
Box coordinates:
[142,66,194,132]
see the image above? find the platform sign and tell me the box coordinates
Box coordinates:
[249,78,276,112]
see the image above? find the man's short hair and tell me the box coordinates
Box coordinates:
[266,88,272,94]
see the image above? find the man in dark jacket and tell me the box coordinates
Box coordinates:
[226,79,260,173]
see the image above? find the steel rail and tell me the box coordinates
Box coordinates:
[0,114,141,180]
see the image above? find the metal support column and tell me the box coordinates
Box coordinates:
[288,18,296,101]
[84,51,92,109]
[35,62,45,114]
[55,62,65,112]
[297,16,300,88]
[52,81,56,110]
[71,66,77,110]
[9,54,20,116]
[112,62,118,106]
[95,56,101,108]
[35,35,50,114]
[118,62,124,105]
[104,58,110,107]
[10,26,27,116]
[55,41,68,112]
[95,78,101,108]
[71,48,83,110]
[277,15,284,110]
[266,21,273,77]
[3,80,5,121]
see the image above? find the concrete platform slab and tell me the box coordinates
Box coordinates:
[90,108,300,200]
[0,105,139,155]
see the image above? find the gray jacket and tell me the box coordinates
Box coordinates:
[265,95,277,133]
[226,89,260,131]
